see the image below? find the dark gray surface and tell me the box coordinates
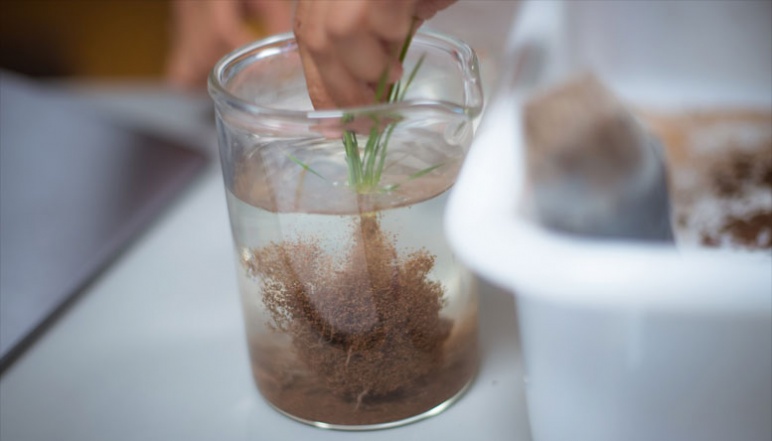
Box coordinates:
[0,73,208,368]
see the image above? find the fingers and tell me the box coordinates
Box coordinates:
[335,29,396,85]
[295,0,417,109]
[367,0,415,43]
[310,48,377,109]
[166,0,255,89]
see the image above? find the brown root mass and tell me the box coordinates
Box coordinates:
[243,214,476,425]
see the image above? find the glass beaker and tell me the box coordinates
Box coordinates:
[209,30,483,430]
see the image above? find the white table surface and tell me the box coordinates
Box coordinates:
[0,84,532,441]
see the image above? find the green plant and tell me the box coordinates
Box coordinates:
[291,19,437,194]
[341,19,426,194]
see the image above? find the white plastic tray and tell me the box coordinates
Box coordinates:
[446,2,772,441]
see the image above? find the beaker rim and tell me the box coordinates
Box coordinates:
[208,30,484,121]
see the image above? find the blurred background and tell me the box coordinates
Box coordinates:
[1,1,172,79]
[0,0,294,87]
[0,0,511,88]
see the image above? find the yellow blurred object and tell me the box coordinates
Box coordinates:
[0,0,171,78]
[0,0,266,79]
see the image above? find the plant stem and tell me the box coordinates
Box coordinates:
[336,17,427,194]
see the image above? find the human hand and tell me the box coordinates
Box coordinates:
[167,0,293,89]
[294,0,456,109]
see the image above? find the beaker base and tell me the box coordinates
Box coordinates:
[264,373,476,431]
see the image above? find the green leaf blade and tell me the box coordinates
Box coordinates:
[287,154,327,180]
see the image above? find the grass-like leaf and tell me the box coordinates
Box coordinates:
[287,154,327,180]
[381,163,445,192]
[398,54,425,102]
[300,17,430,194]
